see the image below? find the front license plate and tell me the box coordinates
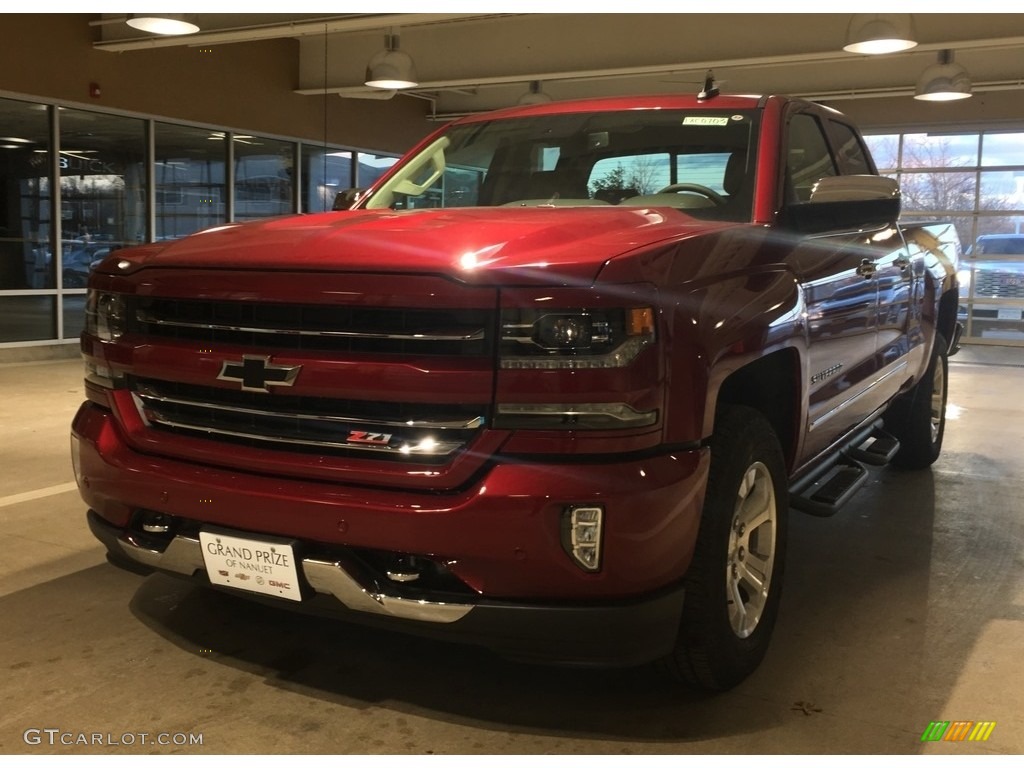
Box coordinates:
[997,308,1021,321]
[199,530,302,602]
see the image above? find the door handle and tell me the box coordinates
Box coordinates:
[856,259,877,279]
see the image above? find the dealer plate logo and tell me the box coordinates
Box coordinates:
[199,531,302,602]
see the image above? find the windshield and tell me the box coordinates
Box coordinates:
[362,108,760,222]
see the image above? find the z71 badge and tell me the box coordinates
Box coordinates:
[346,431,393,445]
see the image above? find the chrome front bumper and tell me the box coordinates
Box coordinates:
[92,515,473,624]
[86,509,687,667]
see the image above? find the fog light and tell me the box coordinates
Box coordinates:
[84,360,124,389]
[562,505,604,572]
[138,511,172,535]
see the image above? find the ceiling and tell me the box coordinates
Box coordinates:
[92,13,1024,121]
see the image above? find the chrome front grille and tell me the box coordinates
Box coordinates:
[133,297,492,356]
[974,269,1024,299]
[129,378,486,463]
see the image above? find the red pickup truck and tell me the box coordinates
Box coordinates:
[73,92,961,691]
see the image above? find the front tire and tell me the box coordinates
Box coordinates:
[663,405,788,691]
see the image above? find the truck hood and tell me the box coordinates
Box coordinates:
[106,207,729,286]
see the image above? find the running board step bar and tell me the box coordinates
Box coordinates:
[790,422,900,517]
[790,460,869,517]
[844,425,900,466]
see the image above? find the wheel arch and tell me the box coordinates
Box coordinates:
[936,287,960,354]
[713,348,802,473]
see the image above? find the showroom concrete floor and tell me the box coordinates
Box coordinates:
[1,346,1022,756]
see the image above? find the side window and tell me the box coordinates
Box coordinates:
[786,113,837,202]
[828,121,874,175]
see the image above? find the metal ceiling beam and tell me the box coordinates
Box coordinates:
[801,78,1024,102]
[295,35,1024,99]
[93,13,507,52]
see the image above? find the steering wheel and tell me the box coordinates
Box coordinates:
[655,183,727,206]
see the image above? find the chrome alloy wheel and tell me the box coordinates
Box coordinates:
[930,355,946,444]
[726,461,778,638]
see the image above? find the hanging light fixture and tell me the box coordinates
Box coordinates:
[364,32,418,90]
[517,81,552,106]
[915,50,973,101]
[126,14,200,36]
[843,14,917,55]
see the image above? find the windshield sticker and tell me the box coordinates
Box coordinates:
[683,116,731,127]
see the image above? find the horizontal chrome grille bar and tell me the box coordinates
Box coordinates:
[136,310,485,342]
[137,404,465,457]
[127,378,484,462]
[130,298,494,356]
[134,385,484,430]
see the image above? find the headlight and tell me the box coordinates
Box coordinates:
[500,307,654,369]
[534,313,609,349]
[85,290,129,341]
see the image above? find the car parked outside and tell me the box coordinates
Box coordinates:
[62,237,117,288]
[959,234,1024,339]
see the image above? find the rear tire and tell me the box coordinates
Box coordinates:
[884,334,948,470]
[663,405,788,691]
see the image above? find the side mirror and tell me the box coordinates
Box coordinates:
[781,175,901,234]
[332,188,366,211]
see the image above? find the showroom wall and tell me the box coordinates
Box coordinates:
[0,14,439,358]
[2,14,1023,355]
[0,93,415,352]
[0,14,433,154]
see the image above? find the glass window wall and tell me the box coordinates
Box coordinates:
[356,152,399,188]
[0,295,55,343]
[866,129,1024,345]
[301,146,353,213]
[155,122,227,241]
[233,134,293,221]
[0,97,52,292]
[58,108,146,289]
[0,98,388,348]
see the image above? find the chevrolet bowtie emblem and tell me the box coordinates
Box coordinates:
[217,355,302,392]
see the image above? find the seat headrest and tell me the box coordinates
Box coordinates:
[723,152,748,196]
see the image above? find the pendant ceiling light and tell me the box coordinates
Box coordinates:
[843,14,917,55]
[126,14,200,36]
[365,32,418,90]
[915,50,973,101]
[517,81,552,106]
